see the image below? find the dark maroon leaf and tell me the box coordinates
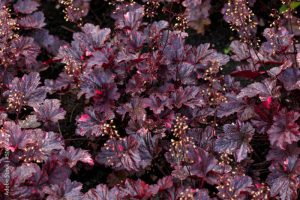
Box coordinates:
[59,146,94,167]
[170,86,205,109]
[267,143,300,162]
[14,0,39,14]
[83,184,123,200]
[43,179,83,200]
[237,79,280,101]
[267,109,300,149]
[11,36,41,67]
[18,11,46,29]
[33,99,66,123]
[111,3,144,30]
[4,72,47,111]
[266,156,300,200]
[215,122,255,162]
[278,67,300,91]
[217,175,253,199]
[96,135,143,171]
[231,70,265,79]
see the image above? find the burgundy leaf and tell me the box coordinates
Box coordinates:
[111,3,144,30]
[278,67,300,91]
[237,79,280,101]
[10,163,47,199]
[76,107,105,137]
[267,143,300,162]
[170,86,205,109]
[143,94,169,115]
[266,156,300,200]
[4,72,47,111]
[43,179,83,200]
[11,36,41,67]
[267,109,300,149]
[83,184,123,200]
[231,70,265,79]
[189,148,219,184]
[32,29,66,55]
[33,99,66,123]
[96,135,146,171]
[14,0,39,14]
[18,115,41,129]
[215,122,255,162]
[120,179,153,199]
[217,93,248,118]
[59,146,94,167]
[18,11,46,29]
[217,175,253,199]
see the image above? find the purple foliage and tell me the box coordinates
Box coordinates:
[0,0,300,199]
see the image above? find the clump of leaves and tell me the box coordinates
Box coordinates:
[0,0,300,200]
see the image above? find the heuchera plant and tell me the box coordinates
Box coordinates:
[0,0,300,199]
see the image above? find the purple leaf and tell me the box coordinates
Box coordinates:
[18,115,41,129]
[59,146,94,167]
[143,94,169,115]
[11,36,40,67]
[4,72,47,111]
[278,67,300,91]
[111,3,144,30]
[217,93,248,118]
[215,122,255,162]
[14,0,39,14]
[237,79,280,101]
[170,86,205,109]
[267,143,300,162]
[217,175,253,199]
[32,29,66,55]
[120,179,154,199]
[229,40,251,61]
[96,135,146,171]
[83,184,123,200]
[267,109,300,149]
[189,148,219,185]
[43,179,83,200]
[260,27,294,55]
[18,11,46,29]
[266,156,300,200]
[33,99,66,123]
[73,24,111,50]
[10,163,46,199]
[75,107,105,137]
[42,158,71,185]
[18,129,64,162]
[45,72,73,93]
[117,97,147,123]
[0,121,30,152]
[79,68,115,99]
[61,0,90,22]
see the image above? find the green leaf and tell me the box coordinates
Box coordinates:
[279,4,289,13]
[224,47,231,55]
[290,1,300,9]
[279,1,300,13]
